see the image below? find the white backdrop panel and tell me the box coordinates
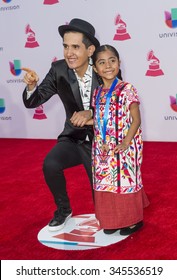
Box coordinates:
[0,0,177,141]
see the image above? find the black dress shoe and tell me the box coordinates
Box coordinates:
[103,229,119,234]
[48,208,72,232]
[120,221,144,236]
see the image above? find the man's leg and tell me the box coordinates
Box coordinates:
[77,141,93,199]
[43,139,82,231]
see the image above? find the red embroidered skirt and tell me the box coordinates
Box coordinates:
[94,188,150,229]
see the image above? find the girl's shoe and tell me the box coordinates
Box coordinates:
[120,221,144,236]
[103,228,119,234]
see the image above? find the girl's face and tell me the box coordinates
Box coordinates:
[94,49,120,85]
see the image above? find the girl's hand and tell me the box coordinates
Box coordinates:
[114,142,129,153]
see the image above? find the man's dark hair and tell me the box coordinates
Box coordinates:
[63,30,93,48]
[82,34,93,48]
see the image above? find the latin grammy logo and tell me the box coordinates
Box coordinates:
[53,215,101,243]
[25,24,39,48]
[145,50,164,77]
[43,0,59,4]
[52,57,58,62]
[33,105,47,120]
[113,14,131,41]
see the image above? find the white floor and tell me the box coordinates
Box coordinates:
[38,214,128,250]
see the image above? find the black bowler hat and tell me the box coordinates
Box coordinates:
[58,18,100,48]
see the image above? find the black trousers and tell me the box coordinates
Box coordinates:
[43,138,93,209]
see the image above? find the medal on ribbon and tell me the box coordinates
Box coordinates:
[96,78,118,153]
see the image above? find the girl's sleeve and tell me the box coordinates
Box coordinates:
[124,83,140,108]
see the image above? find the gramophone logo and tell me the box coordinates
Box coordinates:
[9,60,22,76]
[52,56,58,62]
[113,14,131,41]
[169,95,177,112]
[0,98,5,114]
[145,50,164,77]
[43,0,59,4]
[33,105,47,120]
[25,24,39,48]
[165,8,177,28]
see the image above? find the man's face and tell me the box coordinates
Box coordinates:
[63,31,94,77]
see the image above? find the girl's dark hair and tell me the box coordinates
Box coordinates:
[92,44,123,80]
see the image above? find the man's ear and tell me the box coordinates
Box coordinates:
[88,45,95,57]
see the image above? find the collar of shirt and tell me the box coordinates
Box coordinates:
[74,61,93,110]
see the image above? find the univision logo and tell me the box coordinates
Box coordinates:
[7,59,23,84]
[9,59,21,76]
[164,94,177,121]
[0,0,20,12]
[0,98,12,120]
[159,8,177,38]
[0,98,5,114]
[169,95,177,112]
[165,8,177,28]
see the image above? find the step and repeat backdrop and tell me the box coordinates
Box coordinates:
[0,0,177,141]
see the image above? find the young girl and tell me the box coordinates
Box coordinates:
[87,45,149,235]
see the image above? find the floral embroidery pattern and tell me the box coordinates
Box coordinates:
[92,83,143,194]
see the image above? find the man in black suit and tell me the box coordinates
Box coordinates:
[22,18,100,231]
